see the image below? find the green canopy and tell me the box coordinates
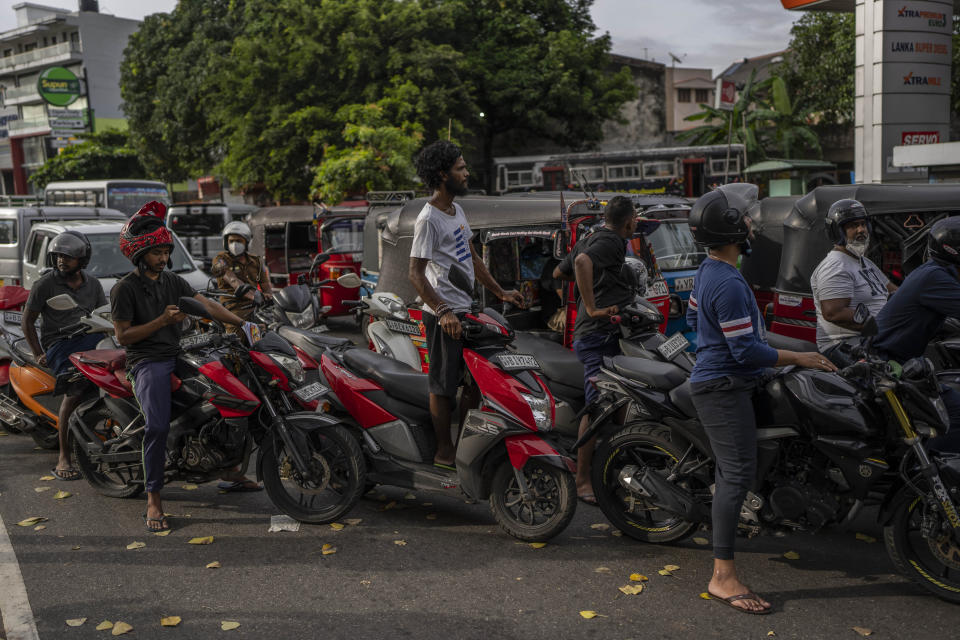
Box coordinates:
[743,159,836,174]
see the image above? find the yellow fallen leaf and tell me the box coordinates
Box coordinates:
[71,545,81,550]
[221,621,241,631]
[618,584,644,595]
[53,490,71,500]
[579,610,605,619]
[629,573,648,582]
[344,518,362,526]
[182,483,199,490]
[40,475,55,481]
[112,621,133,635]
[380,500,398,511]
[404,492,416,499]
[160,616,181,627]
[34,525,46,531]
[34,486,52,492]
[206,561,221,569]
[855,533,877,544]
[611,530,623,537]
[96,620,114,631]
[692,536,710,545]
[329,522,345,531]
[590,523,610,531]
[658,569,673,576]
[17,517,47,527]
[529,542,547,549]
[768,632,776,637]
[852,628,873,637]
[426,513,438,520]
[188,536,214,545]
[393,539,407,546]
[154,529,171,537]
[322,543,336,555]
[0,430,7,435]
[66,618,87,627]
[126,541,146,550]
[699,592,712,600]
[783,551,800,560]
[421,502,432,507]
[594,566,611,573]
[664,564,680,571]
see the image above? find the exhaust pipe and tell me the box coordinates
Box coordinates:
[619,464,711,523]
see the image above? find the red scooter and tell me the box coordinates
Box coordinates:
[67,296,366,524]
[320,266,577,541]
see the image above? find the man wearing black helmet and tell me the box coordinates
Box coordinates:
[873,217,960,452]
[686,184,836,614]
[22,231,106,481]
[811,199,896,364]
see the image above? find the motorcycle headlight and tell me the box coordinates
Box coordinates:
[521,392,551,431]
[271,354,305,384]
[288,308,314,329]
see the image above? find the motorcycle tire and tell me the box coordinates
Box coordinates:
[489,458,576,542]
[70,406,143,499]
[261,424,366,524]
[30,422,59,450]
[884,488,960,604]
[591,422,701,544]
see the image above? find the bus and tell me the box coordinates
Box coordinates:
[43,179,170,216]
[493,144,745,199]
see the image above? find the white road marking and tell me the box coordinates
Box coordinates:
[0,512,39,640]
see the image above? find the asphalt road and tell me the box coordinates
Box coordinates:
[2,320,960,639]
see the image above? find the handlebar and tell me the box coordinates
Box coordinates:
[342,300,365,309]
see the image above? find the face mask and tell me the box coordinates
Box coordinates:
[846,238,869,258]
[228,241,246,257]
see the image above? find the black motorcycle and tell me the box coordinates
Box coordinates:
[583,341,960,602]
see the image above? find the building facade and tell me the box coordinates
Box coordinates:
[664,66,714,133]
[0,2,140,195]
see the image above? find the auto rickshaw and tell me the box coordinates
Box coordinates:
[365,192,673,370]
[315,202,367,315]
[757,184,960,342]
[739,195,802,315]
[248,205,319,289]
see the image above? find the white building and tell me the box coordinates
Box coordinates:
[0,1,140,194]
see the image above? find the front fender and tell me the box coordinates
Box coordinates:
[256,411,346,481]
[505,434,576,474]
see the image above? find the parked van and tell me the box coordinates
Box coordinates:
[43,179,169,216]
[0,206,126,287]
[167,202,258,270]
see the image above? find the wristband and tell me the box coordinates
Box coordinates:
[434,302,450,317]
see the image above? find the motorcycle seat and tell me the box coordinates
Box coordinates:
[74,350,181,392]
[606,355,687,391]
[342,347,430,408]
[668,380,697,418]
[512,332,584,389]
[12,338,52,373]
[277,325,353,355]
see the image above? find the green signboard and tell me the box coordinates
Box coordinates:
[37,66,81,107]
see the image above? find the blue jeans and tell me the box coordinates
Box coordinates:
[131,359,176,493]
[45,333,105,375]
[573,331,621,406]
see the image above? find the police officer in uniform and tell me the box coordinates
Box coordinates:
[210,221,273,327]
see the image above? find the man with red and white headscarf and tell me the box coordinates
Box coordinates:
[111,201,249,533]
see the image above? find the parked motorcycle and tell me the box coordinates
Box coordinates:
[67,295,366,524]
[320,265,577,541]
[583,323,960,602]
[273,252,335,330]
[345,290,423,371]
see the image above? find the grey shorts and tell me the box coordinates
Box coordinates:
[423,311,465,398]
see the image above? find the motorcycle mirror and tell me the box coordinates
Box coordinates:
[313,252,330,266]
[853,302,871,326]
[46,293,78,311]
[448,264,473,296]
[178,296,212,319]
[337,272,362,289]
[552,229,568,260]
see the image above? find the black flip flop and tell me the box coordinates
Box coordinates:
[142,513,170,533]
[217,481,263,493]
[51,467,81,481]
[706,591,772,615]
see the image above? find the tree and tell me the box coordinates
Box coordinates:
[312,93,424,205]
[751,76,822,159]
[28,130,147,189]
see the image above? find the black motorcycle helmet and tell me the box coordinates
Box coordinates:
[46,230,92,270]
[927,217,960,266]
[825,199,870,246]
[688,183,759,252]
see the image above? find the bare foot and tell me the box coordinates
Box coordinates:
[707,575,770,613]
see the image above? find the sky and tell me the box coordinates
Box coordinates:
[0,0,800,76]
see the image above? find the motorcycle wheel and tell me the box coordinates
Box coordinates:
[591,422,702,544]
[884,489,960,603]
[261,424,366,524]
[71,406,143,499]
[30,422,59,450]
[489,458,576,542]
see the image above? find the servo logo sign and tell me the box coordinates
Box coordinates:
[903,71,943,86]
[901,131,940,145]
[897,5,948,27]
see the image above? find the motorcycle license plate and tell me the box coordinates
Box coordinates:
[648,279,669,297]
[3,311,21,325]
[673,276,695,292]
[656,332,690,361]
[310,325,329,333]
[495,353,540,372]
[180,333,216,349]
[385,319,421,335]
[294,381,328,402]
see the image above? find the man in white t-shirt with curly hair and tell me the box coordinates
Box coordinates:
[408,140,524,470]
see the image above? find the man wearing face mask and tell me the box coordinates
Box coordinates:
[210,221,273,330]
[810,199,897,364]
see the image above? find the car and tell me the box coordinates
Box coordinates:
[22,221,210,296]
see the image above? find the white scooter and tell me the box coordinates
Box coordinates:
[345,291,423,371]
